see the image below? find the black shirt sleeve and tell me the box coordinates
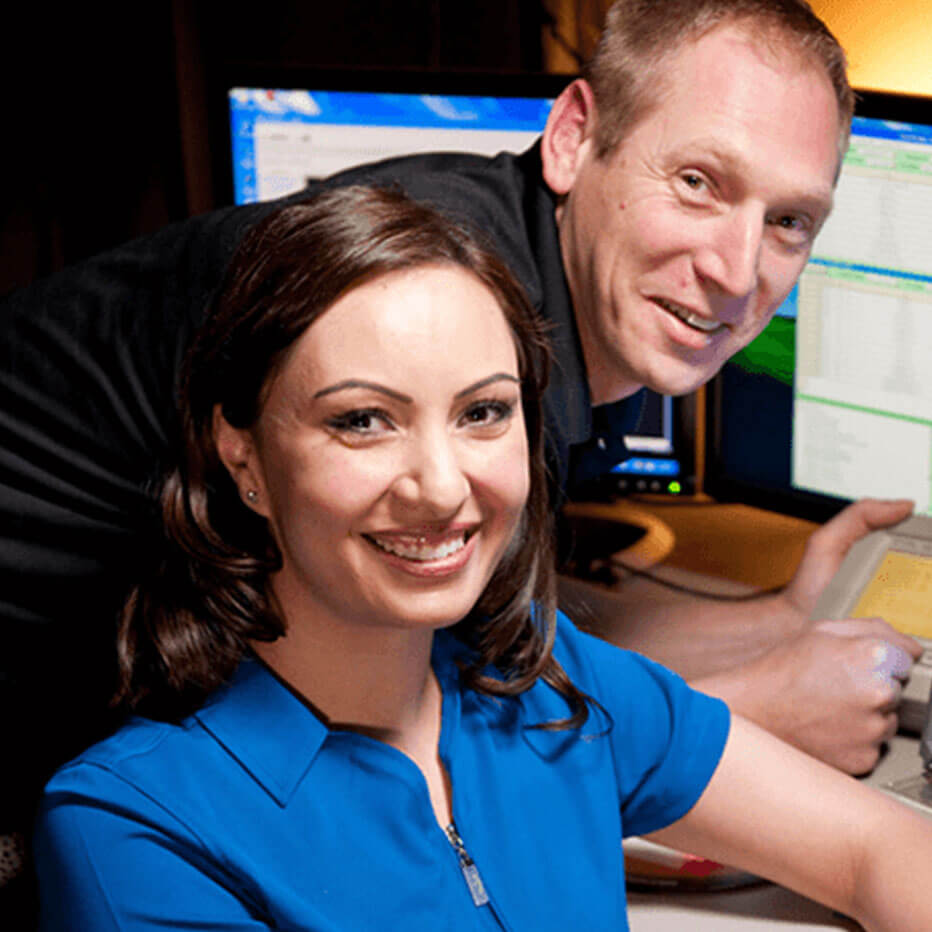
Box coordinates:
[0,147,575,827]
[0,202,276,823]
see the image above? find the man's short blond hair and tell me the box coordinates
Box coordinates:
[584,0,854,157]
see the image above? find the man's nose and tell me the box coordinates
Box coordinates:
[390,432,470,517]
[694,207,763,299]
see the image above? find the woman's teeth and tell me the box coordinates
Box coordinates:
[657,298,724,333]
[367,532,468,561]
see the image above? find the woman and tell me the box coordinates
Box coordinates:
[35,186,932,930]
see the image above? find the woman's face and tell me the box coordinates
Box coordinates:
[216,264,530,635]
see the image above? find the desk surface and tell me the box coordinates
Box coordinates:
[628,884,857,931]
[561,500,931,928]
[625,735,927,930]
[564,497,819,590]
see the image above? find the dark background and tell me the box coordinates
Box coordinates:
[3,0,568,298]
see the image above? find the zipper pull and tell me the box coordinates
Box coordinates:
[444,823,490,907]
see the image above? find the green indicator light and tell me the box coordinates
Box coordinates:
[668,480,682,494]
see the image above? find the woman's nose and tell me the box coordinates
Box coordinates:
[390,433,470,517]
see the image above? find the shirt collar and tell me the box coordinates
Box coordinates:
[194,657,328,807]
[516,144,593,484]
[193,634,471,808]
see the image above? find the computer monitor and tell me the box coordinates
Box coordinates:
[706,89,932,522]
[217,67,696,497]
[223,70,563,203]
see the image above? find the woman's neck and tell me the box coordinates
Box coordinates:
[252,614,438,739]
[252,609,453,826]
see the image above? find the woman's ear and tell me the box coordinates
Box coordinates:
[540,78,599,196]
[212,405,270,518]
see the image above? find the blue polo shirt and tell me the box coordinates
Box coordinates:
[35,613,729,930]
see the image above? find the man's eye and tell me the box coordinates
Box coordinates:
[768,212,813,245]
[460,399,515,428]
[326,409,392,435]
[678,172,713,201]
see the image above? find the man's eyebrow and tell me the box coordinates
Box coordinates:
[454,373,520,399]
[682,140,835,210]
[312,380,413,403]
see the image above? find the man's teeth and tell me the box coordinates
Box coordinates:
[368,533,468,561]
[657,299,723,333]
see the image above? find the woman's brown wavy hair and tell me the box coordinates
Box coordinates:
[115,184,591,728]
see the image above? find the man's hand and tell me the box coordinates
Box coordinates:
[698,498,921,774]
[781,497,914,616]
[563,497,923,774]
[703,617,920,774]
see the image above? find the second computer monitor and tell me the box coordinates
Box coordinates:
[707,89,932,520]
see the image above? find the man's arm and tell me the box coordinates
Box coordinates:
[559,498,921,774]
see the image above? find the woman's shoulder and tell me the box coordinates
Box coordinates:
[550,609,674,685]
[43,715,195,796]
[550,610,729,733]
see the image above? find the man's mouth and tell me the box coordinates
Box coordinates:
[364,528,475,562]
[655,298,726,335]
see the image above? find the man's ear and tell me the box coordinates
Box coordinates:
[212,405,270,517]
[540,78,599,196]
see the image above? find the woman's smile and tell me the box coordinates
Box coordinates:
[362,524,480,577]
[222,264,529,634]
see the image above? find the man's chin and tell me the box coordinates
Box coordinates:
[592,344,726,402]
[641,365,722,398]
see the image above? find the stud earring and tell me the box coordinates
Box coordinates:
[245,490,258,504]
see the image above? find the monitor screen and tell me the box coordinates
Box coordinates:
[227,81,557,203]
[219,68,695,496]
[706,89,932,521]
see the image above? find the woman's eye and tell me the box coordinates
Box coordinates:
[460,399,515,428]
[326,409,392,435]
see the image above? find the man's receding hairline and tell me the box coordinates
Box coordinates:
[591,17,848,163]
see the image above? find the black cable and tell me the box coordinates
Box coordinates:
[608,556,788,602]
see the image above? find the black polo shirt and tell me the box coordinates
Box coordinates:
[320,145,641,492]
[0,144,639,823]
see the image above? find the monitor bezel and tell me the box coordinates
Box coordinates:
[703,87,932,522]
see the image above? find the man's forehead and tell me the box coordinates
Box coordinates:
[614,23,844,176]
[678,17,826,77]
[642,22,844,133]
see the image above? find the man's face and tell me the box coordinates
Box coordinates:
[554,24,842,402]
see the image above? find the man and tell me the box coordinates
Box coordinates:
[0,0,918,845]
[536,0,921,775]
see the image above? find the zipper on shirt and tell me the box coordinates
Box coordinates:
[444,822,490,907]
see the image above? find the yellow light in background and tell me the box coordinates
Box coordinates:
[813,0,932,96]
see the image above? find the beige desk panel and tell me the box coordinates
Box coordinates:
[628,883,856,930]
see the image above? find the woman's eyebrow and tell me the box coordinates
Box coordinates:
[312,380,412,403]
[312,373,519,403]
[454,373,520,399]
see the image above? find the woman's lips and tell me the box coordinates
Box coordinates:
[362,526,479,577]
[365,528,471,561]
